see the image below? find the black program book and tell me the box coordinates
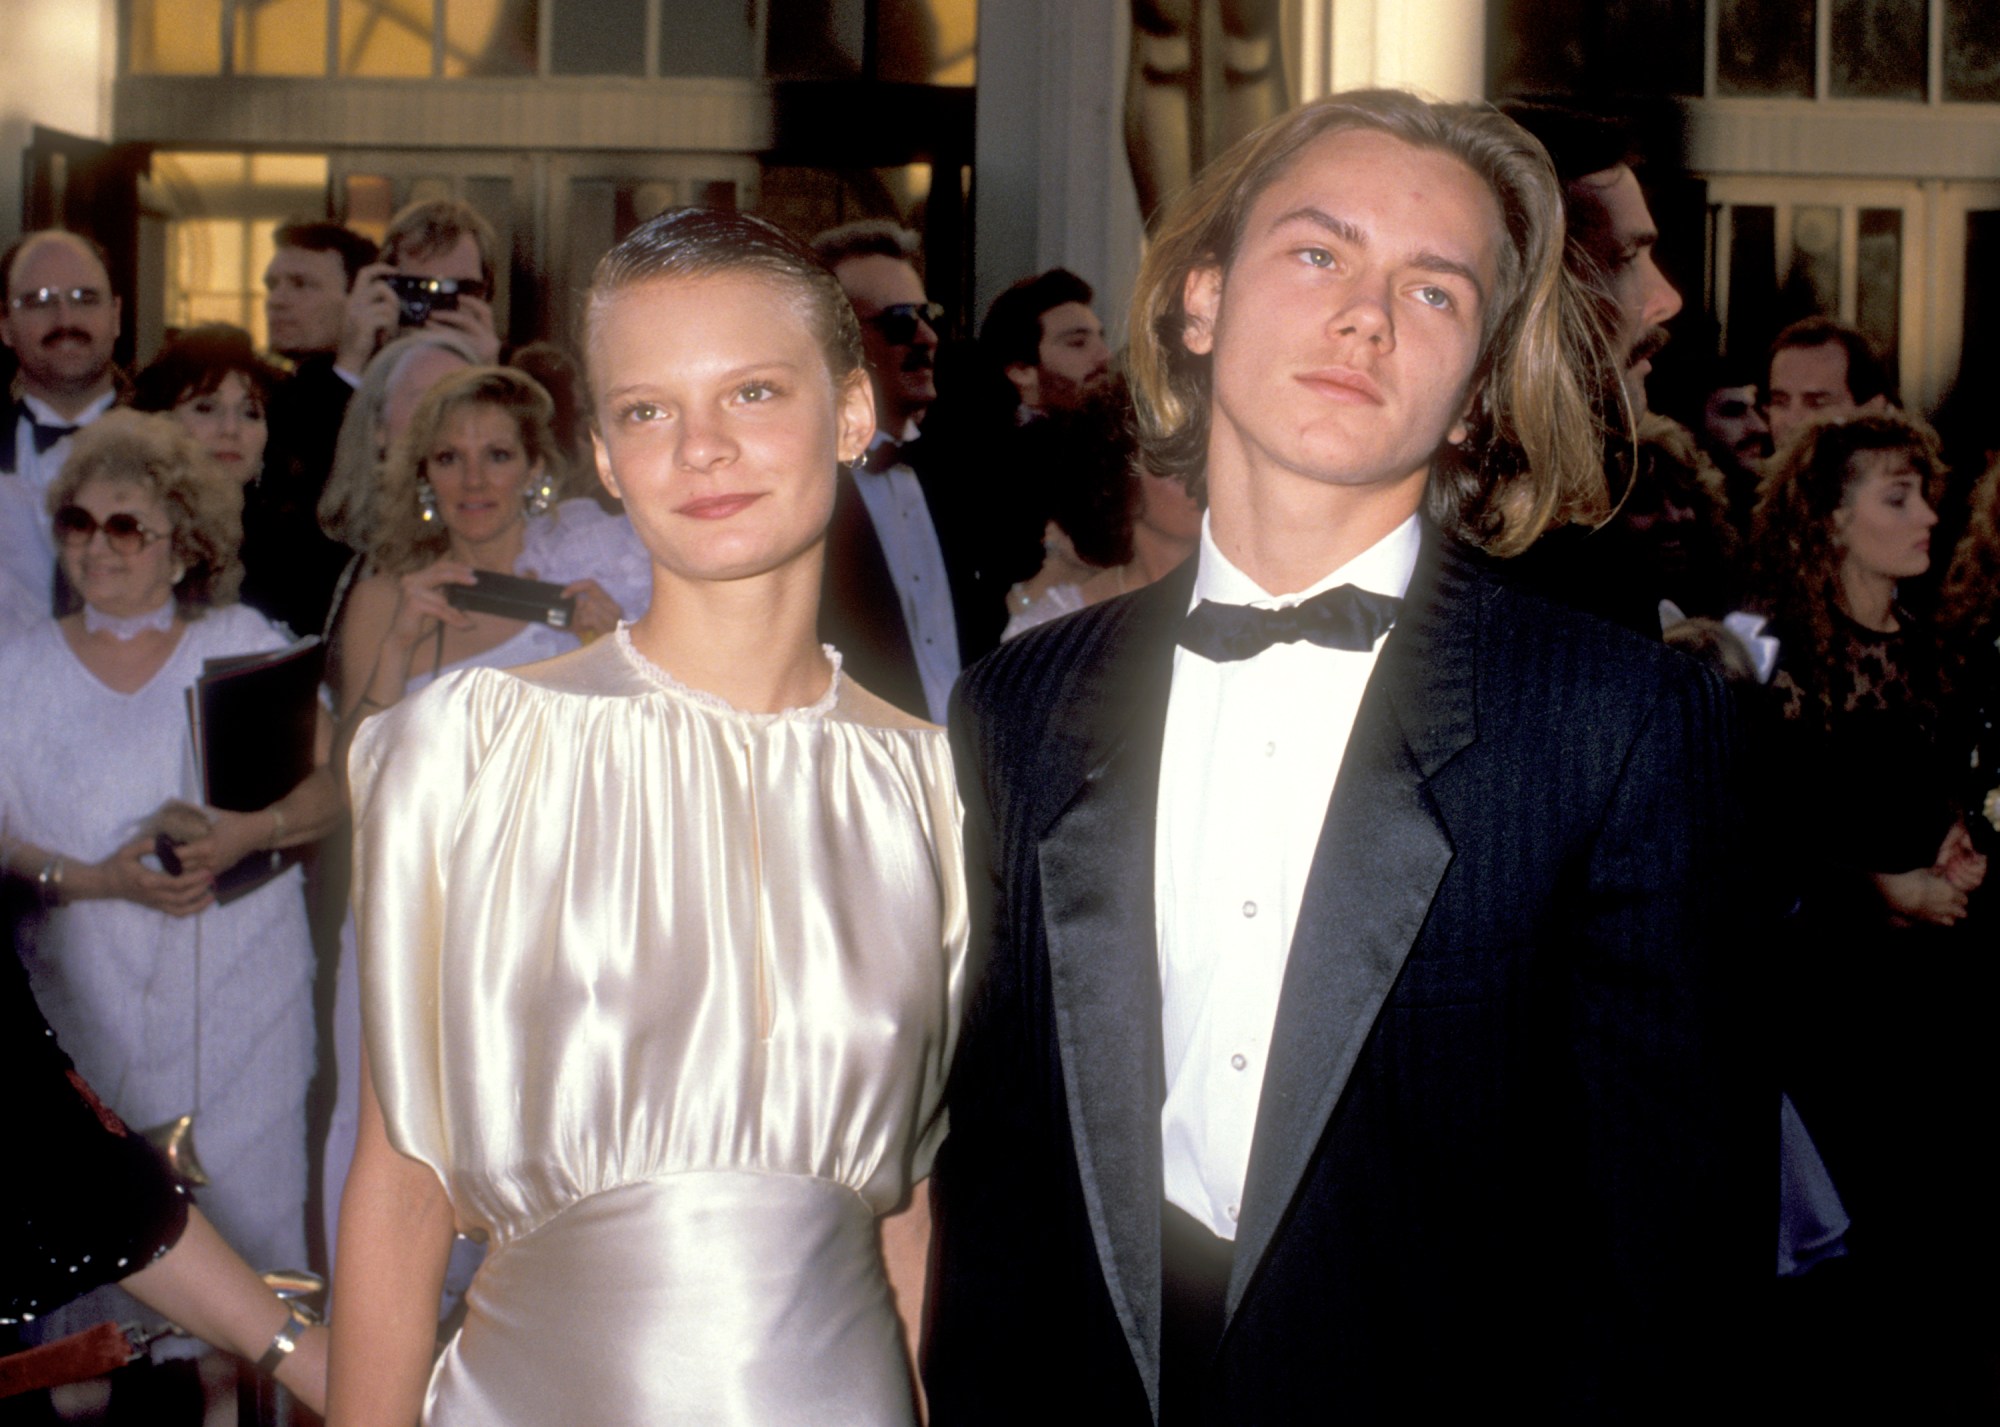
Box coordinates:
[183,635,325,903]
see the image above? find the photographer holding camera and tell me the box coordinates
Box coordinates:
[334,199,504,381]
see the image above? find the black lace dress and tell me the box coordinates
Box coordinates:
[1764,607,1995,1411]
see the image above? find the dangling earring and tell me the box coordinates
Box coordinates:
[417,478,440,524]
[524,474,554,518]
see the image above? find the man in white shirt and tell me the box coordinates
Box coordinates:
[928,90,1759,1424]
[0,230,122,632]
[812,221,976,722]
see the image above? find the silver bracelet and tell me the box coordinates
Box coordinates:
[254,1304,316,1377]
[35,855,64,905]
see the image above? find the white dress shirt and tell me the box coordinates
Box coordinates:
[850,428,961,724]
[0,390,116,623]
[1155,510,1421,1239]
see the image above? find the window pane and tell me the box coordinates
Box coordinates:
[237,0,327,76]
[1945,0,2000,102]
[1489,0,1702,98]
[342,173,398,244]
[768,0,976,84]
[658,0,756,78]
[1830,0,1926,100]
[130,0,224,75]
[1717,0,1814,97]
[444,0,538,77]
[1785,205,1842,318]
[1855,209,1901,376]
[1962,213,2000,393]
[1725,205,1780,361]
[551,0,646,76]
[340,0,434,76]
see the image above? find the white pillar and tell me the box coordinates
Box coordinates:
[972,0,1145,348]
[1294,0,1488,104]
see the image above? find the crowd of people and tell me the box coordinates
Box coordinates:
[0,84,1994,1424]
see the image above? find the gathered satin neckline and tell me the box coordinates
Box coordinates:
[612,622,843,722]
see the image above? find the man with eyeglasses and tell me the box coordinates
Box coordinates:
[812,220,1001,722]
[0,230,123,635]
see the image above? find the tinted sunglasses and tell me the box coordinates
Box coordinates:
[53,505,167,554]
[865,302,944,344]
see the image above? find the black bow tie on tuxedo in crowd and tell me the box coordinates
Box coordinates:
[859,436,904,474]
[1177,584,1403,662]
[12,400,79,456]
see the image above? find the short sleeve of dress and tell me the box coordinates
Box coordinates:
[348,670,494,1179]
[906,728,971,1186]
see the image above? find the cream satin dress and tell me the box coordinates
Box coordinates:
[348,628,968,1425]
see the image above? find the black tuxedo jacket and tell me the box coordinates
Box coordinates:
[926,528,1765,1424]
[818,452,1021,719]
[253,355,358,637]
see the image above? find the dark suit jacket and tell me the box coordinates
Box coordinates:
[926,527,1764,1424]
[253,354,358,637]
[818,450,1025,719]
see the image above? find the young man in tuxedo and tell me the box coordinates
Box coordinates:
[926,90,1761,1424]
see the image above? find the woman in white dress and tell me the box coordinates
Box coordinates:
[327,208,965,1426]
[320,365,632,1258]
[0,410,341,1348]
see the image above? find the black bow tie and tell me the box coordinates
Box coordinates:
[861,435,918,474]
[1178,584,1402,662]
[29,418,77,455]
[14,402,78,456]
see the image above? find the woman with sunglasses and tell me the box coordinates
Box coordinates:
[0,409,340,1371]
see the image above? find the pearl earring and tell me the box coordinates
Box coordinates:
[417,478,440,523]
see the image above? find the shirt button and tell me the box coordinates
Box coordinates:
[1230,1053,1247,1071]
[1264,741,1276,757]
[1227,1204,1240,1223]
[1242,900,1257,918]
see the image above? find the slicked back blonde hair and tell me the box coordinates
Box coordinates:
[1128,88,1613,556]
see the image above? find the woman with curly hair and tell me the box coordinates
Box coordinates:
[1751,410,1983,923]
[0,409,340,1378]
[1750,408,1991,1407]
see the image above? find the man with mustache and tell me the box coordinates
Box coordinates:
[1503,104,1683,420]
[812,221,1007,721]
[1498,104,1690,630]
[0,230,122,635]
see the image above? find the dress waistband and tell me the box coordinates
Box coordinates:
[425,1173,915,1426]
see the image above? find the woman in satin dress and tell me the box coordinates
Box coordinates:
[326,209,968,1426]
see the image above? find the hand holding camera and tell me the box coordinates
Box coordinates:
[337,261,502,372]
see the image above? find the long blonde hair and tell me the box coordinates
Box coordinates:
[1126,88,1613,556]
[367,366,565,577]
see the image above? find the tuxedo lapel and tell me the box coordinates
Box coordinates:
[818,466,925,716]
[1226,531,1481,1313]
[1034,565,1191,1412]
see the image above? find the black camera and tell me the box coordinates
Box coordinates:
[386,274,468,327]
